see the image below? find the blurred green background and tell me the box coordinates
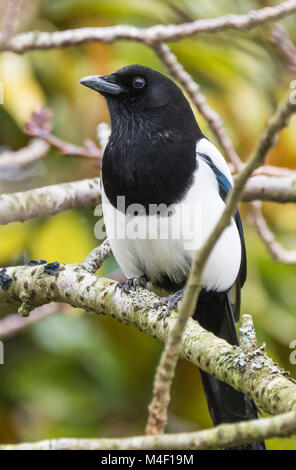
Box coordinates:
[0,0,296,450]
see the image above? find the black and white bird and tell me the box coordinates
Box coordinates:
[80,65,265,450]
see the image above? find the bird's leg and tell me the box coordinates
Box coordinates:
[116,275,148,293]
[158,288,185,322]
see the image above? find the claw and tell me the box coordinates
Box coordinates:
[116,275,147,294]
[159,288,184,323]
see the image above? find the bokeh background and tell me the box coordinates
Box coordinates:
[0,0,296,450]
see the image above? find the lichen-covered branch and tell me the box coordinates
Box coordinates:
[1,410,296,450]
[0,242,112,339]
[1,1,296,52]
[0,263,295,416]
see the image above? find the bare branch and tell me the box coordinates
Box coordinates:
[251,201,296,264]
[0,138,49,169]
[1,410,296,450]
[0,264,295,416]
[0,303,66,339]
[1,260,296,419]
[270,24,296,73]
[1,1,296,52]
[0,174,296,226]
[239,314,258,353]
[153,42,243,170]
[146,92,296,435]
[0,177,101,225]
[25,108,102,161]
[81,240,112,273]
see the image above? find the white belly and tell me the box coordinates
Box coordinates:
[101,158,241,292]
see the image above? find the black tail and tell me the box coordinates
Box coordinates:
[194,290,266,450]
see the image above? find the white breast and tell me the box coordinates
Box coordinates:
[101,139,241,292]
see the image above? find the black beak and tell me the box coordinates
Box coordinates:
[79,75,124,95]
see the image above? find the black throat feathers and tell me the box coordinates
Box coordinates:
[102,101,202,212]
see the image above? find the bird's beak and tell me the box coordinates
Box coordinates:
[79,75,124,95]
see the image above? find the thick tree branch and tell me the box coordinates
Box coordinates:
[0,264,295,416]
[239,314,258,353]
[25,108,102,161]
[1,1,296,52]
[1,410,296,450]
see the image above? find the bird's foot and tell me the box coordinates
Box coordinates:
[158,288,184,322]
[116,275,148,294]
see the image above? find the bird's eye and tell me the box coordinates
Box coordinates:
[133,76,145,89]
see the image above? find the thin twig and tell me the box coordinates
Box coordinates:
[0,138,49,169]
[153,42,243,170]
[1,410,296,450]
[25,108,102,161]
[251,201,296,264]
[1,0,24,44]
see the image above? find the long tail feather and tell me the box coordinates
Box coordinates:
[194,290,266,450]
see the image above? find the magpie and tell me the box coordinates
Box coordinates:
[80,65,265,450]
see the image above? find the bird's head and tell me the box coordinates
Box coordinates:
[79,65,200,135]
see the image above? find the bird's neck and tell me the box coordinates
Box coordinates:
[102,111,202,211]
